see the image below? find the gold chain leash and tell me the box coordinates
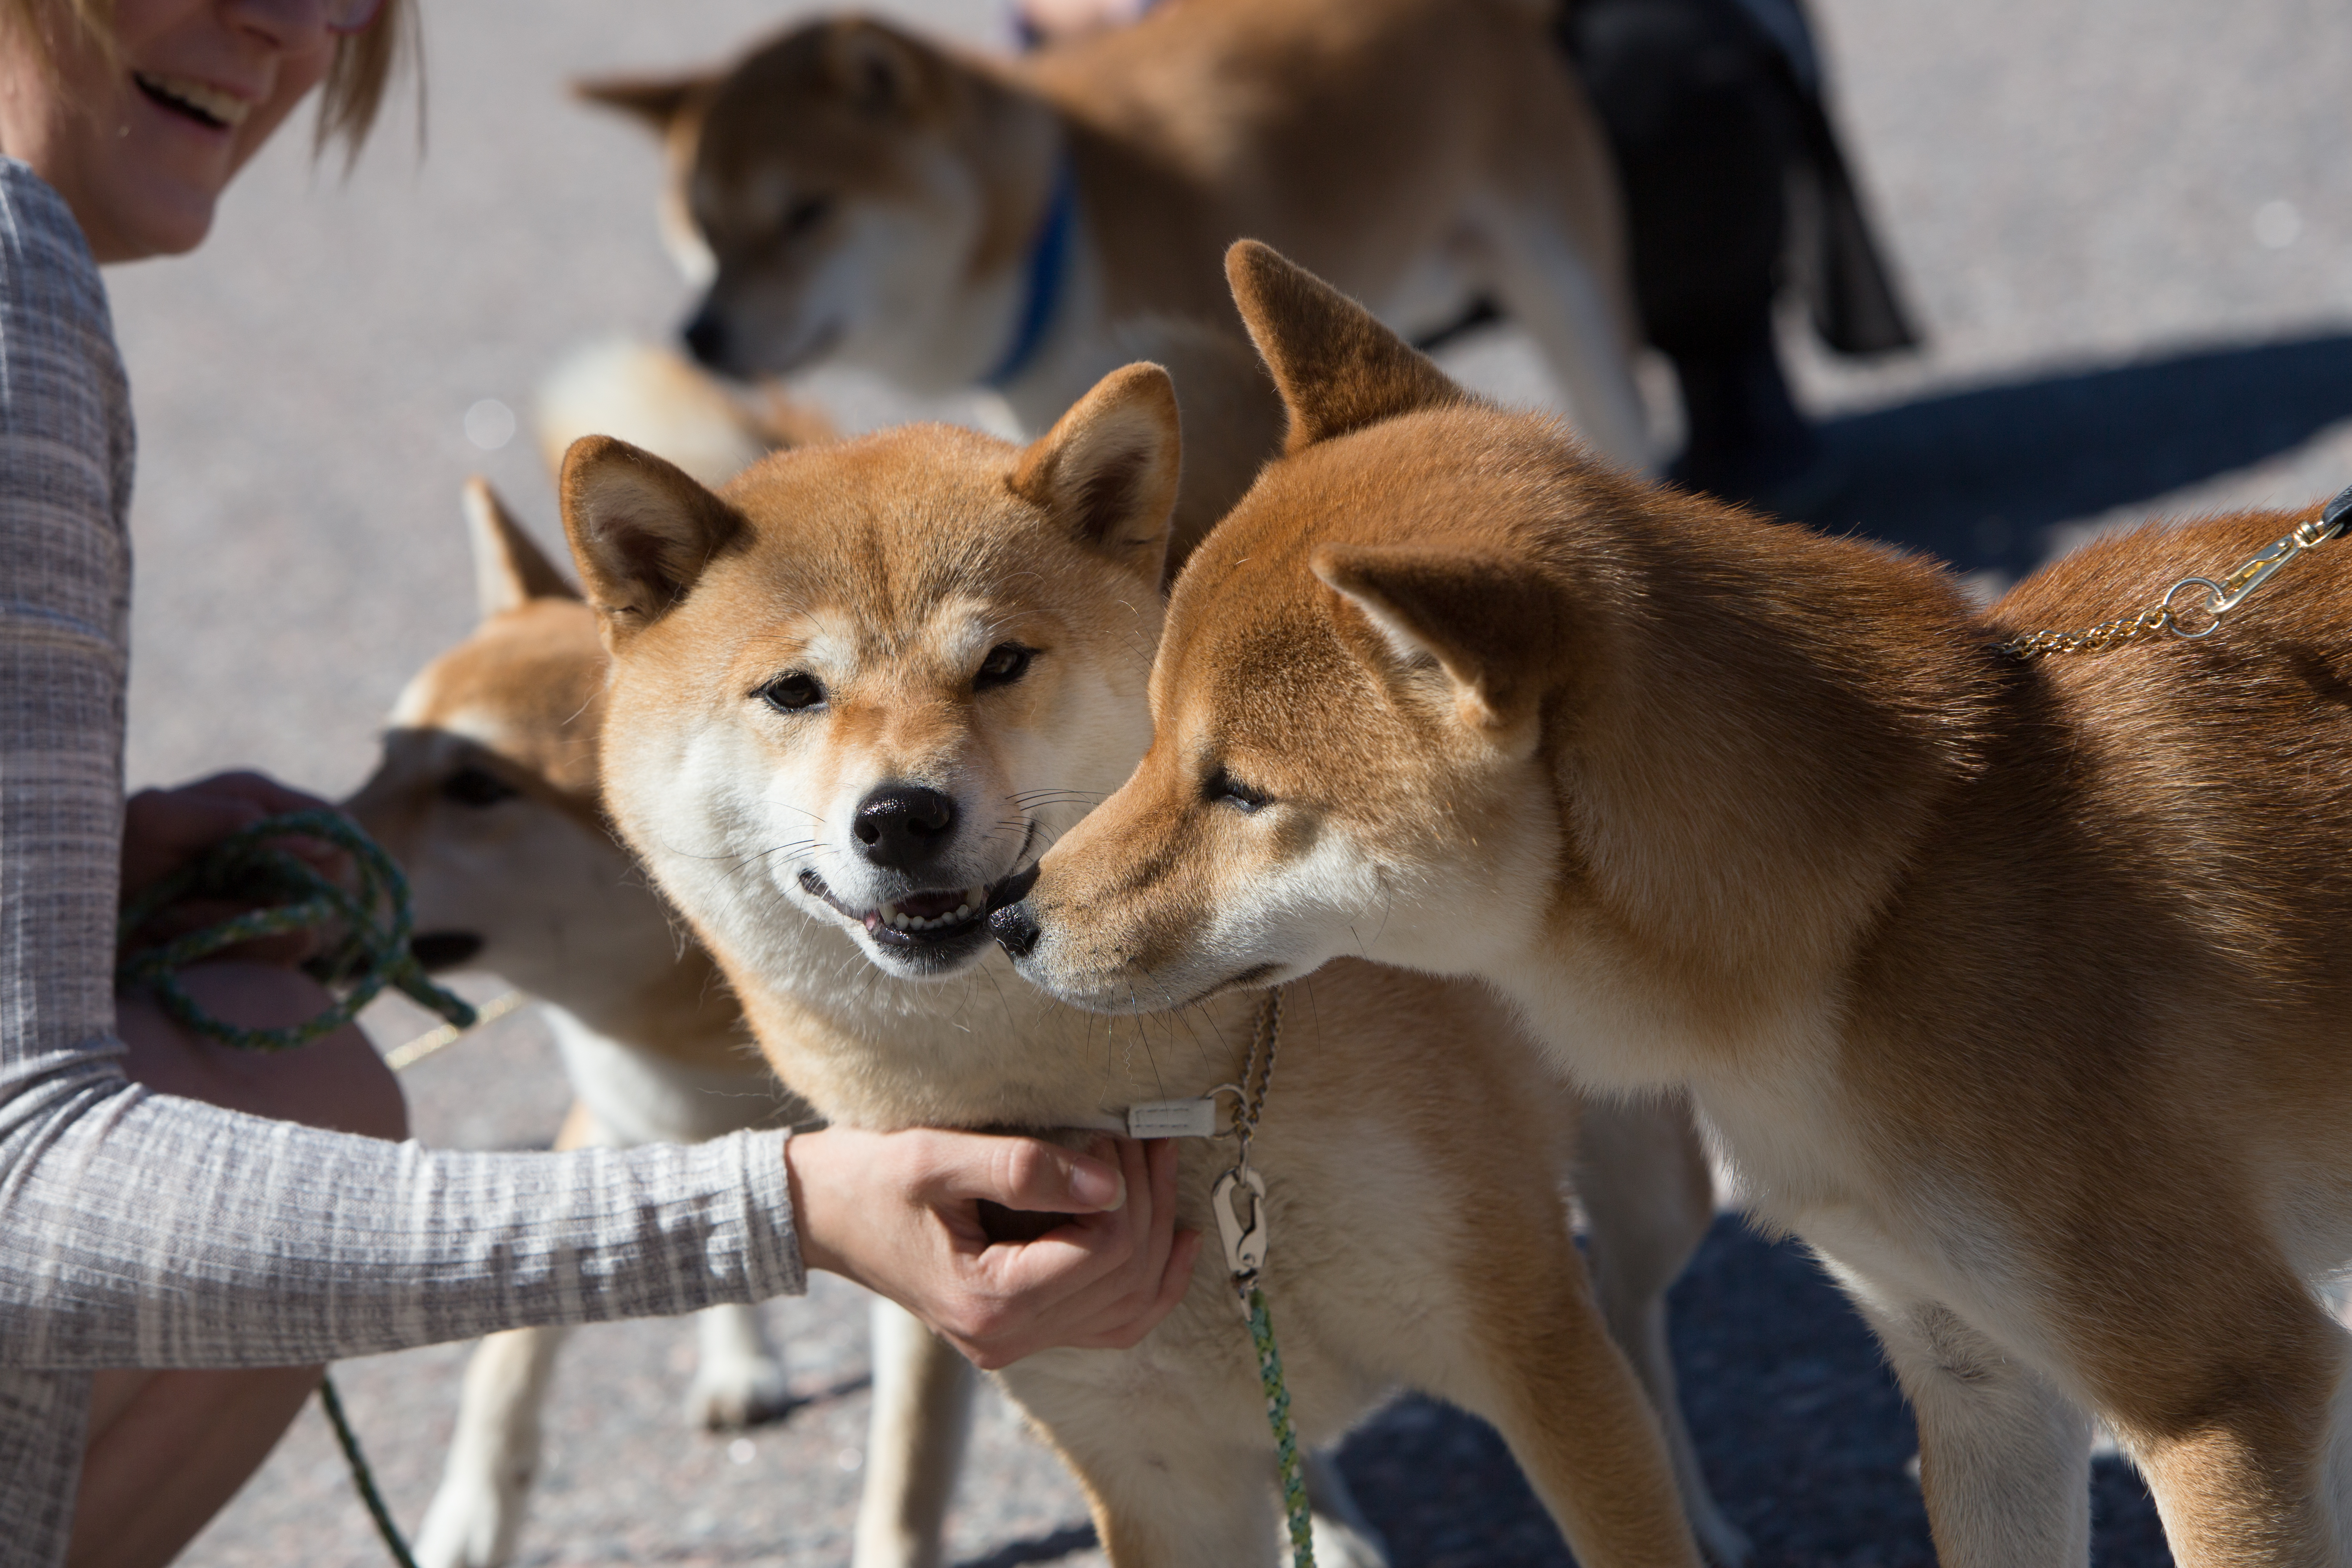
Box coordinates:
[1995,482,2352,660]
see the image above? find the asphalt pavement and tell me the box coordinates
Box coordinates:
[143,1,2352,1563]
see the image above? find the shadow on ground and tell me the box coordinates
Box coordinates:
[1333,1218,2175,1568]
[1788,331,2352,578]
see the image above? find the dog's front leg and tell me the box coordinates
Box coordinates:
[413,1323,573,1568]
[996,1350,1282,1567]
[686,1302,795,1430]
[852,1298,978,1568]
[1856,1293,2091,1567]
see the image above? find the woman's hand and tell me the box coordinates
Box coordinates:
[121,772,353,967]
[787,1127,1201,1370]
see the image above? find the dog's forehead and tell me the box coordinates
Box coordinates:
[701,426,1107,664]
[1158,409,1571,754]
[697,31,934,201]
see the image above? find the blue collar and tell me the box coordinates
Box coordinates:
[982,158,1079,390]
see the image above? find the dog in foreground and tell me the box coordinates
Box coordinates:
[554,369,1750,1562]
[348,480,1070,1568]
[581,0,1650,468]
[998,239,2352,1565]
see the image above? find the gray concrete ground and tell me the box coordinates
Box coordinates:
[129,0,2352,1563]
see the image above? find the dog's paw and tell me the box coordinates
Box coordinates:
[687,1351,797,1430]
[413,1473,528,1568]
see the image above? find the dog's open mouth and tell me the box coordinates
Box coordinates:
[799,870,1026,948]
[133,73,248,132]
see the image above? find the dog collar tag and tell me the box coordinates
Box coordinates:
[1126,1098,1219,1139]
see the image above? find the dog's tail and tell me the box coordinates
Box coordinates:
[533,337,834,490]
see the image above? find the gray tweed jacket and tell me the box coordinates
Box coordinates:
[0,159,803,1562]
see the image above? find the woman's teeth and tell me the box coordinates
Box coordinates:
[878,887,988,933]
[135,73,250,129]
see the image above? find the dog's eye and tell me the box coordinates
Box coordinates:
[442,765,519,808]
[1204,767,1270,814]
[974,643,1035,691]
[759,672,826,713]
[779,195,832,242]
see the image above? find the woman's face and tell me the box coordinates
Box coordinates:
[0,0,339,262]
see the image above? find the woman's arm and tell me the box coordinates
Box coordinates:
[0,158,803,1370]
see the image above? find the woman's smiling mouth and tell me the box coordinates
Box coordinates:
[133,72,250,130]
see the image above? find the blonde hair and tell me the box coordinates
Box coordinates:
[7,0,416,159]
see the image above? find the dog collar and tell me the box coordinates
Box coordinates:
[982,156,1080,390]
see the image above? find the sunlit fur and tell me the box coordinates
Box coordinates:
[581,0,1651,467]
[1018,242,2352,1567]
[567,372,1739,1567]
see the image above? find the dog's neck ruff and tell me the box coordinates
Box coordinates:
[981,156,1080,390]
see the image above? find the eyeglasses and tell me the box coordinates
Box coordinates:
[325,0,386,35]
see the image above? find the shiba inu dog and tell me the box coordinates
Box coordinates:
[580,0,1652,470]
[555,356,1753,1566]
[1000,241,2352,1565]
[346,483,988,1568]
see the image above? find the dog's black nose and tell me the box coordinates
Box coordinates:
[681,306,729,369]
[988,900,1041,959]
[854,784,959,870]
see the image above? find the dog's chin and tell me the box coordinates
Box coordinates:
[859,922,996,980]
[797,868,1015,982]
[755,315,843,378]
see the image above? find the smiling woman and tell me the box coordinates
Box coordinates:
[0,0,408,260]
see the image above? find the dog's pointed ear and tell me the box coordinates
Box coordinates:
[1312,542,1559,736]
[1226,240,1464,455]
[1007,362,1182,582]
[572,73,711,134]
[560,435,742,628]
[464,477,579,622]
[823,19,935,118]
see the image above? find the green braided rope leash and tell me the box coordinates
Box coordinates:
[116,808,476,1567]
[115,808,475,1050]
[1244,1282,1315,1565]
[318,1375,421,1568]
[1209,989,1316,1568]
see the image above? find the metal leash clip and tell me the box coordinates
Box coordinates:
[2165,508,2347,638]
[1213,1166,1269,1303]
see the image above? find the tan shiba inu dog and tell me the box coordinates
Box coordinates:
[346,483,989,1568]
[557,366,1748,1565]
[1001,241,2352,1566]
[580,0,1652,469]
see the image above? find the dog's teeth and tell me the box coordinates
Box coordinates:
[954,903,972,920]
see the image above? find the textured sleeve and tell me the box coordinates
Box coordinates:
[0,158,805,1377]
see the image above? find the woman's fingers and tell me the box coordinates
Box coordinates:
[944,1136,1198,1367]
[788,1125,1203,1371]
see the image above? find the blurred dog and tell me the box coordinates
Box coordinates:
[559,364,1749,1563]
[1001,242,2352,1565]
[580,0,1653,470]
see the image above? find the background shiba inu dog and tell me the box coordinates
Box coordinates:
[581,0,1653,471]
[1001,241,2352,1565]
[346,482,989,1568]
[558,364,1747,1565]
